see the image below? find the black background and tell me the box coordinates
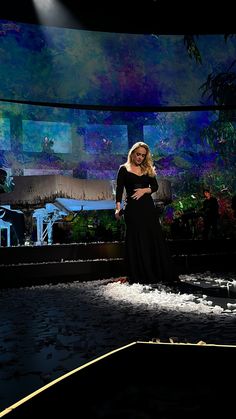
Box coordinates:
[0,0,234,34]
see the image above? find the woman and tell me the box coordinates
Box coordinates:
[115,142,178,285]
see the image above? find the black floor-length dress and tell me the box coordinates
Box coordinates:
[116,165,177,284]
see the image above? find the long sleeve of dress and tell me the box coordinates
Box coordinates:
[115,165,126,203]
[149,176,158,194]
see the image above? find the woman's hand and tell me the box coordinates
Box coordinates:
[131,188,145,200]
[115,209,121,220]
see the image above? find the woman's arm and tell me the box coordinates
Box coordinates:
[115,166,126,219]
[131,175,158,200]
[149,175,158,194]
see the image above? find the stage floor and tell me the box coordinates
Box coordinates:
[0,271,236,413]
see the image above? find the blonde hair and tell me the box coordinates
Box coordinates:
[125,141,156,177]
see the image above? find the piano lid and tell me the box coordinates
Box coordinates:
[54,198,115,212]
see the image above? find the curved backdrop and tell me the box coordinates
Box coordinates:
[0,20,236,107]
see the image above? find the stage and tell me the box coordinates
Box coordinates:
[0,272,236,414]
[0,238,236,288]
[1,175,235,288]
[1,340,236,418]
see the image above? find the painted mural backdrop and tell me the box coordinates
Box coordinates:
[0,20,236,107]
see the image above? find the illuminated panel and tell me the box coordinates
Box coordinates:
[0,118,11,150]
[84,124,128,154]
[22,120,72,153]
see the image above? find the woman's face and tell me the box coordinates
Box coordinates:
[132,146,147,166]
